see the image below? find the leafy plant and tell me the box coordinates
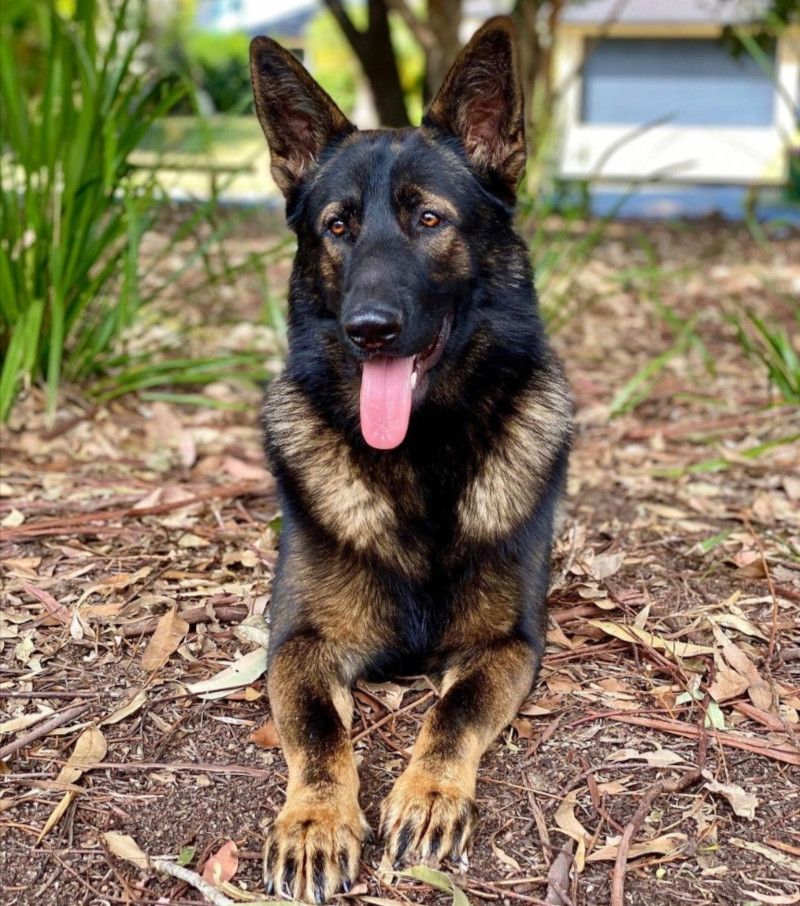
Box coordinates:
[0,0,187,421]
[732,307,800,402]
[184,29,253,114]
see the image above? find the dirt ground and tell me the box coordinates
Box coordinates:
[1,216,799,906]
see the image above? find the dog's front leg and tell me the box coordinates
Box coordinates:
[264,635,368,903]
[380,637,536,865]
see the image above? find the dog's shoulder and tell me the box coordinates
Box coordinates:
[457,353,572,543]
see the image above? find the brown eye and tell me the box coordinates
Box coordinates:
[329,219,347,236]
[420,211,441,228]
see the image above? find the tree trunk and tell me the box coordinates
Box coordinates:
[513,0,562,156]
[322,0,411,127]
[425,0,462,101]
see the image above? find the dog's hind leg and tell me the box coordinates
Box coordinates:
[380,637,537,865]
[263,636,369,903]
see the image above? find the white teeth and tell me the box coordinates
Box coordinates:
[410,371,418,390]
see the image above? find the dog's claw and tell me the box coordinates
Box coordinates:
[381,768,478,868]
[262,795,368,902]
[428,825,443,858]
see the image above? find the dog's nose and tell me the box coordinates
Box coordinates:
[343,307,402,350]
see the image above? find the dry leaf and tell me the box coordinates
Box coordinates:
[233,614,270,650]
[2,508,25,527]
[14,635,35,665]
[587,619,714,658]
[59,726,107,784]
[141,609,190,672]
[223,549,259,569]
[575,549,624,581]
[607,748,686,767]
[491,833,522,871]
[702,771,758,819]
[101,690,147,726]
[742,892,800,904]
[22,584,70,625]
[709,611,768,641]
[177,532,211,549]
[39,727,107,841]
[187,647,268,701]
[397,865,470,906]
[201,839,239,886]
[511,717,534,739]
[103,831,150,869]
[597,780,627,795]
[219,455,273,482]
[547,623,575,650]
[250,719,281,748]
[0,707,54,735]
[709,665,750,704]
[587,832,687,862]
[360,681,406,711]
[713,627,773,712]
[132,485,197,511]
[554,793,588,871]
[730,838,800,874]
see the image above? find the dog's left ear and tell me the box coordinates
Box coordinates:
[423,17,525,204]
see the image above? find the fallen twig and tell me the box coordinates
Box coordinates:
[0,703,92,761]
[150,859,235,906]
[469,879,550,904]
[350,690,434,744]
[545,840,574,905]
[89,760,272,778]
[118,603,249,637]
[621,406,795,441]
[610,769,702,906]
[584,711,800,765]
[0,482,271,542]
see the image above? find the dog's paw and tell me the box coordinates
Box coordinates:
[380,768,478,867]
[263,791,369,903]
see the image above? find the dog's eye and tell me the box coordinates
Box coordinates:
[420,211,441,228]
[329,219,347,237]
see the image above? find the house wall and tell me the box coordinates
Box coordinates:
[555,23,800,186]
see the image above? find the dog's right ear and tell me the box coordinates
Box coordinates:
[250,38,356,197]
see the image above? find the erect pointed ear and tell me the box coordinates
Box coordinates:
[250,37,356,197]
[422,17,526,204]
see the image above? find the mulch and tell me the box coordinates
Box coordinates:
[1,217,799,906]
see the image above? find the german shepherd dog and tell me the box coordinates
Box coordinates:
[249,17,572,903]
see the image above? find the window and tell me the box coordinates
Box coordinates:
[581,38,777,127]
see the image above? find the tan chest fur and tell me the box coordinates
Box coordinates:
[456,370,571,543]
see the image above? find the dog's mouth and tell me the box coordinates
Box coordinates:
[359,313,452,450]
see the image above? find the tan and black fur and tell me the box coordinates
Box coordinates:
[250,18,572,903]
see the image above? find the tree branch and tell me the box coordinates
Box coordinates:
[384,0,436,53]
[322,0,365,53]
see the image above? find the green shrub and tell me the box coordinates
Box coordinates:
[184,30,253,114]
[0,0,187,421]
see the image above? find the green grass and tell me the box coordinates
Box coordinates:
[0,0,291,421]
[607,237,713,418]
[732,306,800,403]
[0,0,189,421]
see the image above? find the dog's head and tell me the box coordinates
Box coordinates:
[250,19,530,450]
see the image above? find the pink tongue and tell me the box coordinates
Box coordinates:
[359,355,415,449]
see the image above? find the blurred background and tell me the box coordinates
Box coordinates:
[0,0,798,420]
